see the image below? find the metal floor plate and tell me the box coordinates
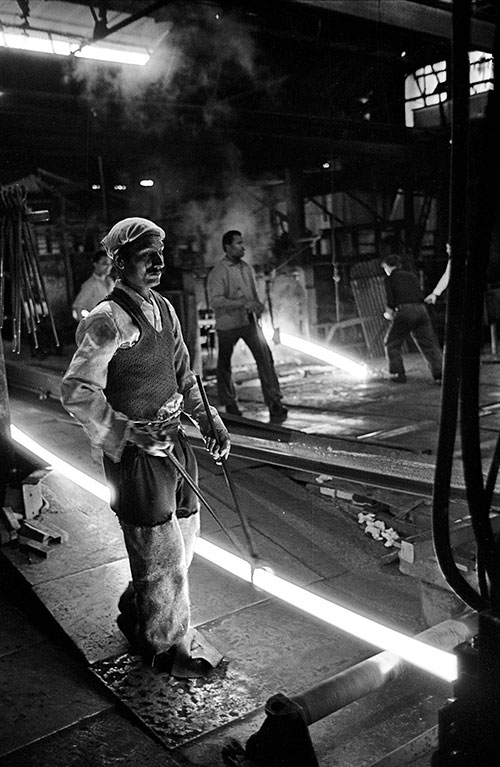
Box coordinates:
[90,652,262,750]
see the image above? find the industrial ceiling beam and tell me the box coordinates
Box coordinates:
[89,0,171,41]
[288,0,495,51]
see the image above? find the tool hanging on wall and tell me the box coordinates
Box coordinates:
[0,184,57,354]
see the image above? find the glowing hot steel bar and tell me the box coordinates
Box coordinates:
[11,425,110,502]
[262,327,369,380]
[11,424,457,682]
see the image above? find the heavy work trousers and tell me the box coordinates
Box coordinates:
[384,303,443,379]
[103,429,200,660]
[216,320,283,414]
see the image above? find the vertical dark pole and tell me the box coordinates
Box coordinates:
[403,178,415,260]
[460,2,500,606]
[0,341,13,505]
[60,195,74,315]
[432,0,484,610]
[97,156,109,228]
[330,167,341,324]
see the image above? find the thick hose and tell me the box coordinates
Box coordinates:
[460,3,500,611]
[431,0,486,612]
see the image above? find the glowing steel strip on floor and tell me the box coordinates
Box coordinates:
[11,425,110,503]
[10,424,457,683]
[261,327,369,380]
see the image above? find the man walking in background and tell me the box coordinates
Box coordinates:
[207,230,287,422]
[381,247,443,384]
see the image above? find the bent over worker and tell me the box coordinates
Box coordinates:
[61,217,230,678]
[381,251,443,384]
[207,229,287,422]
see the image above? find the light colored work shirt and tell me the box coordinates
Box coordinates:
[207,256,263,330]
[432,261,451,297]
[72,273,115,320]
[61,280,213,462]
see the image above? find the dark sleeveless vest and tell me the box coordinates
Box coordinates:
[104,288,178,420]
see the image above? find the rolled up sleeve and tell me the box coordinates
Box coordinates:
[60,313,132,462]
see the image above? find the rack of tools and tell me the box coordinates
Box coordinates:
[0,184,58,354]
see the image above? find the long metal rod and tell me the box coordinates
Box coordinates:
[162,448,252,563]
[236,613,477,767]
[291,612,477,726]
[195,374,261,562]
[185,426,488,505]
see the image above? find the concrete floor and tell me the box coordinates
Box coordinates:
[1,338,498,765]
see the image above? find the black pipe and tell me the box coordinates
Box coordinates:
[461,2,500,611]
[432,0,486,611]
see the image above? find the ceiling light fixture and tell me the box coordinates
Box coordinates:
[0,27,150,66]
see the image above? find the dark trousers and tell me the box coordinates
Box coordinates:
[103,430,200,657]
[103,429,198,526]
[384,304,443,379]
[216,320,283,413]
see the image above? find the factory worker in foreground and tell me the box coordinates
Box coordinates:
[61,217,230,678]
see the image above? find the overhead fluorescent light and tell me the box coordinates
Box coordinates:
[0,28,150,66]
[76,45,149,66]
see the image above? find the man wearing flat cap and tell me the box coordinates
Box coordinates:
[61,217,230,677]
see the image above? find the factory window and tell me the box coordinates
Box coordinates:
[405,51,493,127]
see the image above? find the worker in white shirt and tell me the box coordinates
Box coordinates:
[425,244,451,305]
[72,249,115,320]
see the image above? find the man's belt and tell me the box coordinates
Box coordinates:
[133,409,182,440]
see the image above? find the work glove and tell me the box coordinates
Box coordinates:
[199,412,231,463]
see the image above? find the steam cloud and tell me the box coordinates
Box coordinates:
[66,4,272,134]
[65,4,282,277]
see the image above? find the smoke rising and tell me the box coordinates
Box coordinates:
[65,3,283,287]
[174,177,274,268]
[65,4,271,134]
